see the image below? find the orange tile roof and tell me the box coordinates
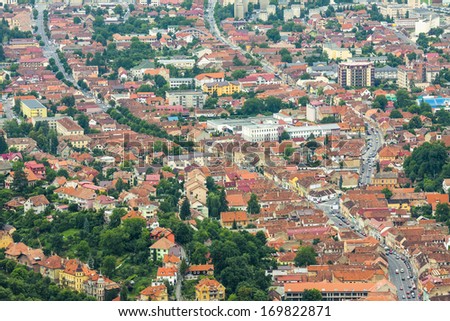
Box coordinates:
[220,211,248,223]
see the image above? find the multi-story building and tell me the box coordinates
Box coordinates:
[158,58,196,69]
[241,123,340,142]
[56,118,84,136]
[338,62,374,88]
[284,281,395,301]
[323,42,353,61]
[20,99,47,118]
[194,72,225,87]
[202,81,241,96]
[169,78,194,89]
[397,65,416,89]
[195,278,226,301]
[167,90,207,109]
[139,284,168,301]
[375,66,398,80]
[31,116,71,131]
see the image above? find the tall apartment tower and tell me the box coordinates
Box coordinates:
[338,62,375,88]
[234,0,245,19]
[260,0,269,10]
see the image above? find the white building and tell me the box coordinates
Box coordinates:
[285,124,340,140]
[415,16,440,36]
[291,4,301,18]
[169,78,194,89]
[242,124,284,142]
[241,123,340,142]
[158,59,196,69]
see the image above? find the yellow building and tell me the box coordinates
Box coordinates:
[20,99,47,118]
[372,172,398,188]
[58,135,92,149]
[202,81,241,96]
[0,230,13,249]
[139,284,169,301]
[59,259,89,292]
[195,278,225,301]
[323,43,353,60]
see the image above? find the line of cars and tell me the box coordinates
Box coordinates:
[385,246,418,300]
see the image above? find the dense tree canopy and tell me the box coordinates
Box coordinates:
[403,142,450,191]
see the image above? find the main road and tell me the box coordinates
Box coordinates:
[205,0,284,79]
[35,4,76,85]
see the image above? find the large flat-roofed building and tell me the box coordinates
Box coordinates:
[242,123,340,142]
[338,62,374,88]
[284,281,396,301]
[167,90,207,109]
[169,78,194,89]
[20,99,47,118]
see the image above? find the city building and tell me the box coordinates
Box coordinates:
[375,66,398,80]
[139,284,168,301]
[202,81,241,96]
[20,99,47,118]
[323,43,353,61]
[169,78,194,89]
[284,281,396,301]
[167,90,207,109]
[338,62,375,88]
[56,118,84,136]
[195,278,226,301]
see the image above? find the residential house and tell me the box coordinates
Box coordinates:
[24,195,50,214]
[195,278,226,301]
[150,237,177,261]
[185,264,215,280]
[220,211,249,228]
[139,284,169,301]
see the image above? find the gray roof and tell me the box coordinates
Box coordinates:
[22,99,46,109]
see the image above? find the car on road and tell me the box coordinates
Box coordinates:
[400,268,404,273]
[400,287,403,290]
[395,269,399,274]
[402,295,405,299]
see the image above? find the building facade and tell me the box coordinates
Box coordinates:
[338,62,374,88]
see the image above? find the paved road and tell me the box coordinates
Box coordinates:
[387,26,418,49]
[359,125,383,186]
[205,0,281,78]
[35,5,76,84]
[175,246,187,301]
[386,249,419,301]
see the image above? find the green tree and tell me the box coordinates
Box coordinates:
[299,96,310,107]
[180,198,191,220]
[280,131,290,141]
[247,193,260,214]
[390,109,402,119]
[435,203,450,227]
[266,28,281,42]
[294,246,317,267]
[102,256,116,277]
[56,71,64,80]
[73,17,81,24]
[0,134,8,153]
[403,142,448,190]
[231,69,247,80]
[372,95,388,110]
[302,289,323,301]
[408,116,423,129]
[381,188,393,199]
[11,166,27,192]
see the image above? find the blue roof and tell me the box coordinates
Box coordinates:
[417,96,450,108]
